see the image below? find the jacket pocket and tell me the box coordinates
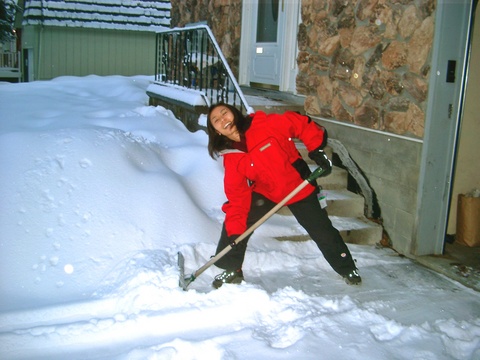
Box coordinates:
[244,137,302,201]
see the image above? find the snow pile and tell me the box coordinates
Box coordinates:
[0,75,479,359]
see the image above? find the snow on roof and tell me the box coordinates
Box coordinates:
[22,0,171,32]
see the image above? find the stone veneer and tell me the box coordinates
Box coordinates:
[170,0,435,138]
[297,0,435,138]
[170,0,242,78]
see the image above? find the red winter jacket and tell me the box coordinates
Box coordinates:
[220,111,327,237]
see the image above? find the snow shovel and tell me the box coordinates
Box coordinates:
[178,166,326,290]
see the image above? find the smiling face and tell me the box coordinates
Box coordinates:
[209,105,241,142]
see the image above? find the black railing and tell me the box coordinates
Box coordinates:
[154,24,253,114]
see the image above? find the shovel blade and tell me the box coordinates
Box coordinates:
[177,251,195,291]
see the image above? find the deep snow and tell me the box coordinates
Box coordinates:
[0,75,479,360]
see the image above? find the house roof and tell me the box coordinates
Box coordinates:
[22,0,171,32]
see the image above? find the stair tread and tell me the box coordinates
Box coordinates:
[278,188,364,217]
[275,215,382,245]
[322,189,363,201]
[329,216,381,231]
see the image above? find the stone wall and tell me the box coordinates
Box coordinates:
[170,0,435,138]
[297,0,435,138]
[170,0,242,78]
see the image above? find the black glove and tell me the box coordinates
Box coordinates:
[308,147,332,177]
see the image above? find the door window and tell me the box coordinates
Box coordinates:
[256,0,279,43]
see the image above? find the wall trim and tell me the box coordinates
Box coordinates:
[312,116,424,144]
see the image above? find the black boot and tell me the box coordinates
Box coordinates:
[212,269,244,289]
[343,269,362,285]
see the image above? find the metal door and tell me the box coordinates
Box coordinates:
[414,0,475,255]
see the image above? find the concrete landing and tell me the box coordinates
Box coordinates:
[241,86,305,114]
[414,241,480,292]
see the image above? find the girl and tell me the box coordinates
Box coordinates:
[207,103,361,288]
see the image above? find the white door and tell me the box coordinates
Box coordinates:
[250,0,284,90]
[240,1,300,92]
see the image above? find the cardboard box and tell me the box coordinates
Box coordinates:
[456,194,480,247]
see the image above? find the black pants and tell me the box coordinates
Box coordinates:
[214,191,357,276]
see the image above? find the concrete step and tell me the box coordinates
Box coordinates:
[296,143,340,183]
[278,189,365,218]
[275,216,383,246]
[296,143,333,160]
[242,87,305,115]
[298,145,349,190]
[315,166,348,190]
[333,216,383,245]
[249,102,305,114]
[323,189,365,217]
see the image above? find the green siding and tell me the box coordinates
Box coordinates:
[26,26,156,80]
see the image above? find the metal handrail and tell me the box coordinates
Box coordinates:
[154,24,254,114]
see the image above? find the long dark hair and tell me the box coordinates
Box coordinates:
[206,103,251,159]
